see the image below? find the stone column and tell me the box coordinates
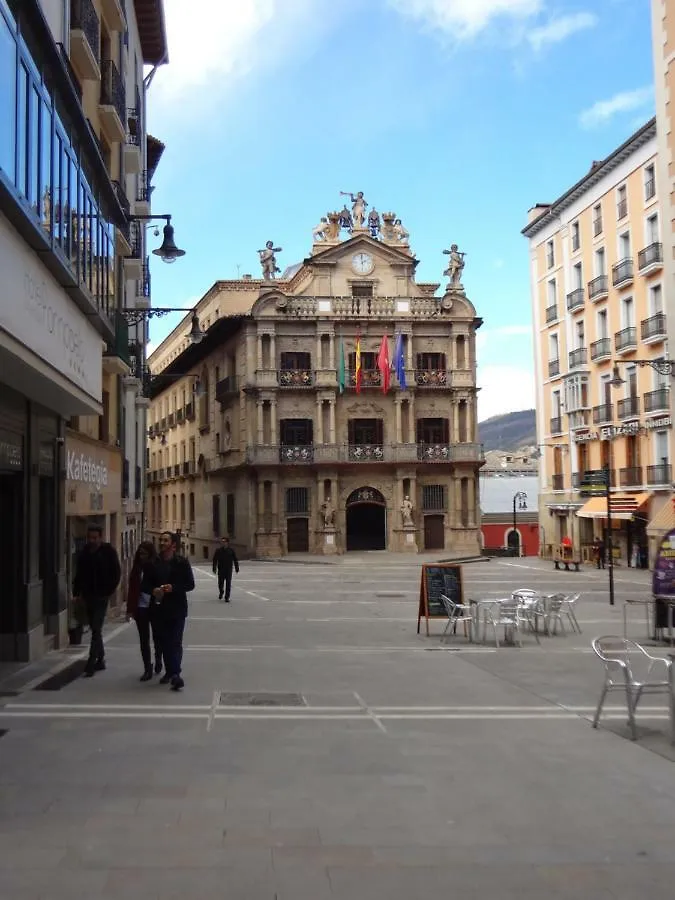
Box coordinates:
[316,397,324,444]
[407,396,416,444]
[270,334,277,369]
[256,399,264,445]
[270,397,278,445]
[452,402,459,442]
[405,332,413,370]
[271,479,279,531]
[329,334,335,369]
[468,476,477,528]
[256,335,263,370]
[329,398,336,444]
[316,332,322,369]
[257,480,265,530]
[395,398,402,443]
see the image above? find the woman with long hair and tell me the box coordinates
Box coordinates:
[126,541,163,681]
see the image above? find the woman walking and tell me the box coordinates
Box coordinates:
[126,541,163,681]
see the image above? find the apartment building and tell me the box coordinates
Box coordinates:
[145,213,484,558]
[0,0,167,660]
[523,119,672,565]
[652,0,675,544]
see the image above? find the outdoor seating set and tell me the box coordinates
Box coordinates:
[440,589,581,648]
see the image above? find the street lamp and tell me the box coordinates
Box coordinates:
[120,307,206,345]
[130,214,186,264]
[512,490,527,557]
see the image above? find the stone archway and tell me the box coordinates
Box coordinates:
[346,487,386,551]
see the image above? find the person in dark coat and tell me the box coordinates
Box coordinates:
[592,536,605,569]
[141,531,194,692]
[212,536,239,602]
[72,524,121,677]
[126,541,163,681]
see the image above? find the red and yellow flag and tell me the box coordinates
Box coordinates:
[355,333,362,394]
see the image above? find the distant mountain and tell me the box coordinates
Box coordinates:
[478,409,536,451]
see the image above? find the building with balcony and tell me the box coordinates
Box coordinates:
[0,0,167,661]
[146,210,483,558]
[523,118,672,566]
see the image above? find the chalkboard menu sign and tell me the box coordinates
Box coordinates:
[417,563,464,635]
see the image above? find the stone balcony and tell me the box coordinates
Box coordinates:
[276,295,454,319]
[245,442,484,466]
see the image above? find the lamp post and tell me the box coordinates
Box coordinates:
[130,213,186,264]
[512,490,528,557]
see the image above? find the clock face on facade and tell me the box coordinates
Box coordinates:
[351,252,374,276]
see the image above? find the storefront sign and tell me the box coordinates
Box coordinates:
[573,417,672,444]
[0,212,102,403]
[0,428,23,471]
[67,450,108,489]
[65,435,121,519]
[652,527,675,596]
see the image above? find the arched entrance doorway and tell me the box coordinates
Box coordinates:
[346,487,386,551]
[507,528,521,556]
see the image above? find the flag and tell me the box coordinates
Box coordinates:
[393,332,407,389]
[354,333,362,394]
[377,334,390,394]
[338,337,346,394]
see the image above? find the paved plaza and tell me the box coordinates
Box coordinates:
[1,556,675,898]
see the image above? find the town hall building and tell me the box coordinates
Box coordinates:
[146,198,484,558]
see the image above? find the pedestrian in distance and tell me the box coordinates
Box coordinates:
[592,536,605,569]
[72,524,121,678]
[142,531,194,692]
[126,541,163,681]
[212,535,239,602]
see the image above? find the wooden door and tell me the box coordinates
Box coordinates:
[286,517,309,553]
[424,515,445,551]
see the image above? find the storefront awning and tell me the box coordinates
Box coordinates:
[577,493,651,521]
[647,501,675,536]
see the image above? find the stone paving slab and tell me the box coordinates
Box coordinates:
[0,559,674,898]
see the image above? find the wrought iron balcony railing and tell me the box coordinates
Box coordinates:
[638,242,662,271]
[588,275,608,300]
[592,403,613,425]
[100,58,125,125]
[615,327,637,353]
[619,466,642,487]
[71,0,100,64]
[644,388,669,413]
[590,338,611,361]
[647,464,672,486]
[415,369,447,387]
[278,369,313,387]
[612,258,634,287]
[640,313,666,342]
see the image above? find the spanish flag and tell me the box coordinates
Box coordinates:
[355,333,362,394]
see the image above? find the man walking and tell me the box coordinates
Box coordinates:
[72,524,121,677]
[143,531,194,691]
[212,536,239,602]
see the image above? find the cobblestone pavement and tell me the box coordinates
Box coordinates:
[1,557,674,899]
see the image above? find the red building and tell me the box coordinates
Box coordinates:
[479,472,540,557]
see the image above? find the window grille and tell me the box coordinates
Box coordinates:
[285,487,309,514]
[422,485,445,511]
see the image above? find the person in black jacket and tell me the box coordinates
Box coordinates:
[212,536,239,601]
[141,531,195,692]
[72,524,121,677]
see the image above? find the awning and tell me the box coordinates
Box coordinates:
[647,500,675,536]
[576,493,651,521]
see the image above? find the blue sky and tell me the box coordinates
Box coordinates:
[145,0,654,421]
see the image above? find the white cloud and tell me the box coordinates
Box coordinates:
[148,0,323,125]
[579,86,654,129]
[386,0,542,41]
[527,11,597,51]
[476,324,532,351]
[478,363,536,422]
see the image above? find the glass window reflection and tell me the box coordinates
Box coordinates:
[0,11,16,179]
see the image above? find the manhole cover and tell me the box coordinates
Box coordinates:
[219,692,305,707]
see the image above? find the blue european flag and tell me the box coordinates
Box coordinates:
[394,332,407,389]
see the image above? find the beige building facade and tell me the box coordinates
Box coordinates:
[147,213,484,558]
[524,119,673,566]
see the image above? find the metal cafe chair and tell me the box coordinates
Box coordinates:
[591,636,673,741]
[440,594,473,643]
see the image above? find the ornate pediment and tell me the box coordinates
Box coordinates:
[346,402,385,416]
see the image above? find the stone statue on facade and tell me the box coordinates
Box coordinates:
[400,495,414,527]
[368,208,381,238]
[312,218,329,242]
[258,240,282,279]
[324,211,342,241]
[443,243,466,287]
[340,191,367,228]
[321,499,335,528]
[380,211,397,242]
[393,218,409,246]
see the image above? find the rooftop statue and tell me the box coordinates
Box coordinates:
[393,218,409,246]
[340,191,367,228]
[338,205,353,234]
[258,240,282,280]
[443,243,466,287]
[368,208,381,238]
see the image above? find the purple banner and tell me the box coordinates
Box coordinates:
[652,526,675,597]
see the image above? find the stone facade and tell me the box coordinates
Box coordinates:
[146,220,483,558]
